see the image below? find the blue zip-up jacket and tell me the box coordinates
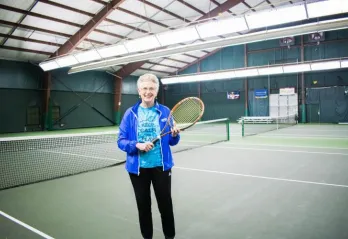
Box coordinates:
[117,100,180,175]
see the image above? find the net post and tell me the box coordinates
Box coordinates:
[242,118,244,137]
[226,118,230,141]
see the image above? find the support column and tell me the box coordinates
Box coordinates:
[300,35,306,123]
[197,61,201,98]
[42,72,51,130]
[244,44,249,116]
[114,76,122,125]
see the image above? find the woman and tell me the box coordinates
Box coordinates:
[117,73,180,239]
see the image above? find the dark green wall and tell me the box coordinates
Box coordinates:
[166,29,348,123]
[0,89,41,133]
[0,60,43,133]
[120,75,139,119]
[0,61,139,133]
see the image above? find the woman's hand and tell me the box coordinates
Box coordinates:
[171,126,180,137]
[136,142,154,152]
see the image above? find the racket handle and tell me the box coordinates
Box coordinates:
[151,131,170,144]
[152,129,184,143]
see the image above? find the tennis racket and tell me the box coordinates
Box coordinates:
[151,97,204,143]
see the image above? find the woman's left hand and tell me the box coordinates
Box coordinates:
[171,126,180,137]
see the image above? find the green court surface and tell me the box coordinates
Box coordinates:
[1,123,348,239]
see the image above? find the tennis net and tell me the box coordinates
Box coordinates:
[240,114,297,137]
[0,118,229,190]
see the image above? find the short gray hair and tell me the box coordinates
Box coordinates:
[137,73,160,90]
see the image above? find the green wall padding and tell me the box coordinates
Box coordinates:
[0,89,41,133]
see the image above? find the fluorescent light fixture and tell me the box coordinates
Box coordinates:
[124,35,160,53]
[310,60,341,70]
[234,69,259,77]
[156,26,200,46]
[258,66,284,75]
[39,60,59,71]
[162,74,214,84]
[341,59,348,68]
[74,50,102,63]
[97,44,128,58]
[306,0,346,18]
[161,70,236,84]
[68,17,348,74]
[56,55,79,67]
[283,63,311,73]
[196,17,248,39]
[245,4,307,29]
[216,71,236,79]
[161,57,348,85]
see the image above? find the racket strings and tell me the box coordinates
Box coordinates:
[172,99,203,126]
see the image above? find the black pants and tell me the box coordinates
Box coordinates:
[129,167,175,239]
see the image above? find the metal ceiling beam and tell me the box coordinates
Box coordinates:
[0,20,105,45]
[139,0,191,23]
[0,45,51,55]
[139,67,173,75]
[0,19,71,38]
[36,0,146,34]
[118,7,169,29]
[111,0,243,79]
[51,0,125,57]
[196,0,244,22]
[176,0,206,15]
[148,62,181,70]
[0,1,38,46]
[0,4,81,28]
[0,4,127,43]
[210,0,235,15]
[0,33,61,47]
[175,48,222,73]
[113,61,145,79]
[175,0,245,73]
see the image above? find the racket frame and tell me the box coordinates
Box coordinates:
[151,97,204,143]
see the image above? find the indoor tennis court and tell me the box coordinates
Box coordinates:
[1,123,348,239]
[1,0,348,238]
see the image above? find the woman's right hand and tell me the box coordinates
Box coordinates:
[136,142,154,152]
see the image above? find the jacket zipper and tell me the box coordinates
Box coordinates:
[131,109,140,175]
[157,108,164,171]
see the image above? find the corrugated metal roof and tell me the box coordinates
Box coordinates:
[0,48,48,61]
[21,16,79,35]
[32,2,91,25]
[0,9,24,23]
[4,38,58,53]
[0,0,35,10]
[49,0,104,14]
[0,0,326,77]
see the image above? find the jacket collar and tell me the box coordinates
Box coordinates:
[131,99,161,114]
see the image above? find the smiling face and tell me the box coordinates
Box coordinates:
[138,81,158,106]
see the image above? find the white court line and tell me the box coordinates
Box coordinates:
[41,150,124,162]
[282,129,348,132]
[178,141,348,155]
[225,142,348,150]
[175,167,348,188]
[0,210,55,239]
[205,145,348,156]
[254,135,348,139]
